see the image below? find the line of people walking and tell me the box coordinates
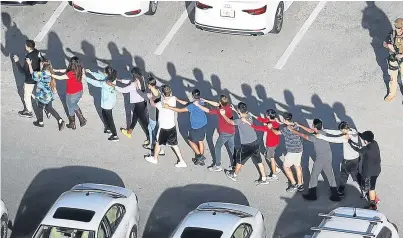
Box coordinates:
[13,39,382,210]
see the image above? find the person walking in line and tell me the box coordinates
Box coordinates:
[220,102,269,185]
[115,67,150,146]
[51,56,87,130]
[287,119,341,201]
[273,113,304,192]
[144,85,187,168]
[163,89,208,166]
[193,95,235,172]
[85,67,119,141]
[315,121,361,197]
[13,39,44,118]
[248,109,281,181]
[348,131,381,210]
[26,58,65,130]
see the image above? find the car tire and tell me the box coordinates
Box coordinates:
[145,1,158,15]
[129,225,137,238]
[270,1,284,34]
[1,214,8,238]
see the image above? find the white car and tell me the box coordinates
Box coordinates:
[195,1,292,35]
[71,1,158,17]
[32,183,140,238]
[306,207,399,238]
[170,202,266,238]
[1,200,8,238]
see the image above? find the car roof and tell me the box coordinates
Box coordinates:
[312,207,386,238]
[40,184,132,231]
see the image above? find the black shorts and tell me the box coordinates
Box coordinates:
[188,126,206,143]
[158,127,178,146]
[265,146,277,161]
[363,176,378,191]
[235,140,262,165]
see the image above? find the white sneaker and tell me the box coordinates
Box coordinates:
[175,161,187,168]
[159,149,165,155]
[144,156,158,164]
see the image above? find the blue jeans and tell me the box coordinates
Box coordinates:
[148,119,157,146]
[214,133,235,166]
[66,91,83,116]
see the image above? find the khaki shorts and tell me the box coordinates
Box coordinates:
[284,152,302,167]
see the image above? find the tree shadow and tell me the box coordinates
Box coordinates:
[273,183,367,238]
[185,1,195,24]
[361,1,394,96]
[10,166,125,238]
[142,184,249,238]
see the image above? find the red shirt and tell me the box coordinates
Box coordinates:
[210,105,235,135]
[252,117,280,147]
[66,71,83,95]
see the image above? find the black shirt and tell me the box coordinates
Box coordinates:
[23,49,42,84]
[349,140,381,177]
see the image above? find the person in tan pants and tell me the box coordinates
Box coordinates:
[384,18,403,102]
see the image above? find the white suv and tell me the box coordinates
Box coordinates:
[32,183,140,238]
[306,207,399,238]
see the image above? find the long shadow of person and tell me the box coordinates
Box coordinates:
[2,12,29,109]
[10,166,125,238]
[272,182,367,238]
[362,1,393,95]
[333,102,357,130]
[142,184,249,238]
[211,74,230,97]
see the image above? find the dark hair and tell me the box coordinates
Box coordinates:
[131,67,142,80]
[359,131,374,142]
[66,56,83,81]
[105,66,117,83]
[338,121,349,131]
[147,74,157,87]
[237,102,248,114]
[25,40,35,49]
[266,109,277,119]
[192,89,201,99]
[313,118,323,130]
[283,112,293,121]
[161,85,172,97]
[218,95,229,106]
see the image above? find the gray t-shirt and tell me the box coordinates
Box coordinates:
[281,124,303,153]
[307,131,332,160]
[147,88,161,121]
[234,115,257,145]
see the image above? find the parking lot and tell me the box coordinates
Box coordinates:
[1,1,403,237]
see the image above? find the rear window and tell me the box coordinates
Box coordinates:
[181,227,223,238]
[53,207,95,222]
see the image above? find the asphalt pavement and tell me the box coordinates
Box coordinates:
[1,1,403,238]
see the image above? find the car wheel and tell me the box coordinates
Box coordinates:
[146,1,158,15]
[129,225,137,238]
[1,214,8,238]
[271,1,284,34]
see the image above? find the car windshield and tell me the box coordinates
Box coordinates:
[181,227,223,238]
[33,225,95,238]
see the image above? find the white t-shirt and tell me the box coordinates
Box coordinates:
[156,96,177,129]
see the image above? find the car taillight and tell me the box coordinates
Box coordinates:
[196,1,212,10]
[72,3,84,11]
[242,5,267,15]
[125,9,141,15]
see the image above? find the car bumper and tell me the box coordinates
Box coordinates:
[194,22,265,36]
[71,2,146,17]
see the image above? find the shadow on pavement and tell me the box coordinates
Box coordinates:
[142,184,249,238]
[10,166,125,238]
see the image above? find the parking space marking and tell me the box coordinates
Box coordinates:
[154,2,195,56]
[274,1,327,70]
[34,1,68,42]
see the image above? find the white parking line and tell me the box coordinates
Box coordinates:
[154,2,195,56]
[34,1,68,42]
[274,1,327,70]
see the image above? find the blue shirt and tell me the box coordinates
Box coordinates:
[32,70,54,104]
[186,101,207,129]
[85,71,116,110]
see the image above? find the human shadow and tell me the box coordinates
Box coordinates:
[361,1,394,95]
[10,166,125,238]
[66,40,103,122]
[185,1,195,24]
[142,184,249,238]
[273,182,367,238]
